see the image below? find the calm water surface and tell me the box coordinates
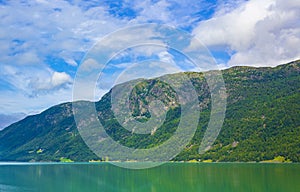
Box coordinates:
[0,163,299,192]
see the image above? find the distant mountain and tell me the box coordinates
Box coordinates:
[0,60,299,162]
[0,113,26,130]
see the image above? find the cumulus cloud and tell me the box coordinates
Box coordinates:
[51,71,72,87]
[193,0,300,67]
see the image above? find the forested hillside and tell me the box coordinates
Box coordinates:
[0,60,299,162]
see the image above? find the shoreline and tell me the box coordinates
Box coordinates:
[0,161,298,165]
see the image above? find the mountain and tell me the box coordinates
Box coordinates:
[0,60,299,162]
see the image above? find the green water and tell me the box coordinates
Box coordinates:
[0,163,299,192]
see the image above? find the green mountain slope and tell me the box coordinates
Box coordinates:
[0,60,299,162]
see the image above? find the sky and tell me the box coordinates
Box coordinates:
[0,0,300,122]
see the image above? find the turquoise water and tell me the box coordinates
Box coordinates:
[0,163,299,192]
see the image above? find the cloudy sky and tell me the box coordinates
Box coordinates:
[0,0,299,123]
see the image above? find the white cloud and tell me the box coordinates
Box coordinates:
[0,64,72,96]
[193,0,300,67]
[51,71,72,87]
[194,0,271,50]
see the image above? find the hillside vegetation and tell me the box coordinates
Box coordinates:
[0,60,299,162]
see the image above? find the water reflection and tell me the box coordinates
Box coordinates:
[0,163,299,192]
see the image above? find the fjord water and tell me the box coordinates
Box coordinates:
[0,163,299,192]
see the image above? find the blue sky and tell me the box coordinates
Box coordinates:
[0,0,299,118]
